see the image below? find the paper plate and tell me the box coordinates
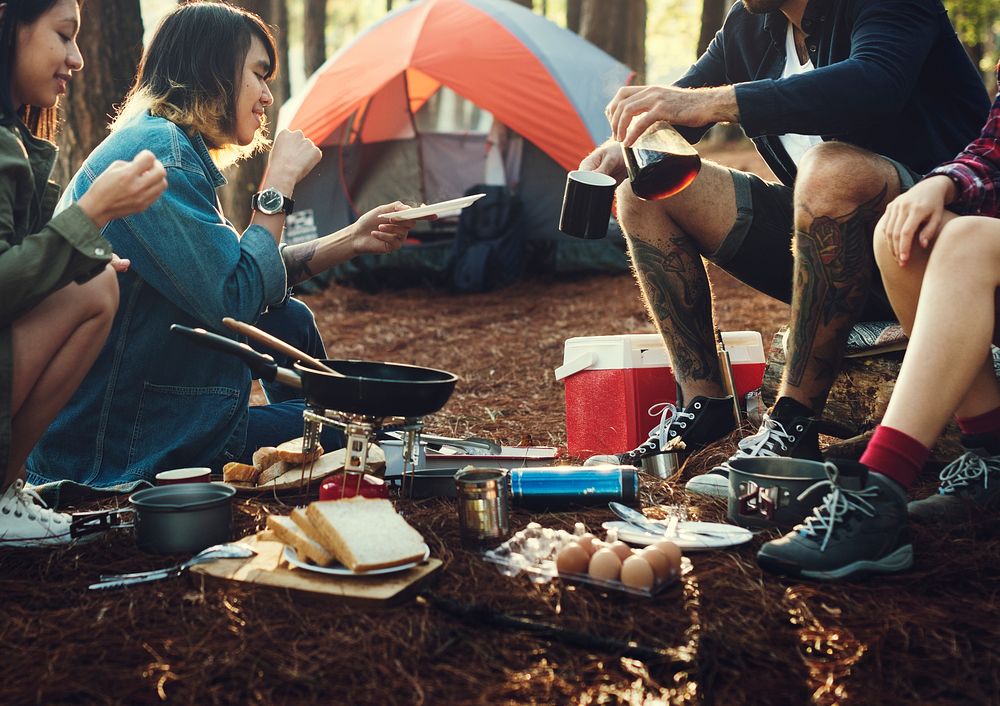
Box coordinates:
[282,544,430,576]
[602,520,753,551]
[386,193,485,221]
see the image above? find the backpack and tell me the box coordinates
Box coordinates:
[449,185,524,293]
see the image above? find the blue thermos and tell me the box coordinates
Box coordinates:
[508,466,638,509]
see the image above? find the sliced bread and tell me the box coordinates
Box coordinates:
[257,460,289,486]
[253,437,324,473]
[290,506,326,546]
[223,462,259,483]
[306,497,426,572]
[266,514,335,567]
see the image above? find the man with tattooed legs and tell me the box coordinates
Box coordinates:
[582,0,988,503]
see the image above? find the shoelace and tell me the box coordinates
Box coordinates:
[630,403,696,456]
[937,451,1000,495]
[0,480,67,526]
[733,416,796,458]
[793,463,879,551]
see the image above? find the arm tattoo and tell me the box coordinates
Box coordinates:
[283,242,317,285]
[630,236,720,384]
[786,185,888,396]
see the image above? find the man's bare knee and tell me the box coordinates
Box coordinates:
[796,142,898,213]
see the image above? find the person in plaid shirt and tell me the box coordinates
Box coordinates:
[756,70,1000,581]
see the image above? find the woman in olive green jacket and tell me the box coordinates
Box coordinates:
[0,0,165,547]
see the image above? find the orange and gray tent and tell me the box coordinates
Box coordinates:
[277,0,633,284]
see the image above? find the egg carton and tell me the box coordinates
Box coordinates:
[482,522,686,598]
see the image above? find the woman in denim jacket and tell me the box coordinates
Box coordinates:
[27,3,417,488]
[0,0,164,543]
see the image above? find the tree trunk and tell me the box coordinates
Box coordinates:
[218,0,272,231]
[760,327,965,460]
[579,0,645,83]
[697,0,728,58]
[567,0,581,32]
[53,0,144,186]
[270,0,291,109]
[304,0,328,76]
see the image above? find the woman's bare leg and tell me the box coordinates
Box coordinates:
[875,216,1000,447]
[5,266,118,486]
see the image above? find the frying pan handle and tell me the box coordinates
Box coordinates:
[169,324,279,382]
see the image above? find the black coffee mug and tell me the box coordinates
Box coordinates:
[559,170,617,239]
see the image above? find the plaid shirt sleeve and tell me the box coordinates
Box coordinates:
[927,73,1000,217]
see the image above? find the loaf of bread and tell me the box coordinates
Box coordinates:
[306,497,426,572]
[223,462,259,483]
[253,437,324,474]
[267,514,335,567]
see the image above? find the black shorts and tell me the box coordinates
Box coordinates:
[705,156,922,320]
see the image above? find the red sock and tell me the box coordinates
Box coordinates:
[955,405,1000,435]
[859,425,930,489]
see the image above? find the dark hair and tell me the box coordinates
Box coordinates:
[0,0,79,140]
[114,1,277,165]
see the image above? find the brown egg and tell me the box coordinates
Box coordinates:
[588,548,622,581]
[639,546,671,582]
[576,533,598,556]
[555,543,590,575]
[651,541,683,575]
[608,540,633,562]
[620,555,656,590]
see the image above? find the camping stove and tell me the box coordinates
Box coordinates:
[302,407,423,498]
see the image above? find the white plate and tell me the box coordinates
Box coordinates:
[386,193,486,221]
[602,520,753,551]
[282,544,430,576]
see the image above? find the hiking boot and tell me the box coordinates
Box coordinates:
[685,413,821,498]
[585,396,736,468]
[756,460,913,580]
[908,435,1000,522]
[0,479,76,548]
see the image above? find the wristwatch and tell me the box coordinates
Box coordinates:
[251,187,294,216]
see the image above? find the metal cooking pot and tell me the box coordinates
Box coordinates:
[130,483,236,554]
[727,457,831,530]
[72,482,236,554]
[170,324,458,418]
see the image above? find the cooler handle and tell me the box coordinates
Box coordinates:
[554,352,594,381]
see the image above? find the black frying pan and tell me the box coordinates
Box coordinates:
[170,324,457,418]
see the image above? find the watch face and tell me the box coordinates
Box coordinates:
[258,189,284,214]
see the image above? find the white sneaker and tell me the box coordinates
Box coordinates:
[0,480,76,547]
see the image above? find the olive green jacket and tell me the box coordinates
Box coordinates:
[0,120,110,474]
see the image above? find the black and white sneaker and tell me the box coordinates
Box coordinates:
[684,413,821,497]
[585,396,736,468]
[908,435,1000,521]
[756,460,913,581]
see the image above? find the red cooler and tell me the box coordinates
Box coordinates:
[555,332,766,458]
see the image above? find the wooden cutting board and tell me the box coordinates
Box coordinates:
[189,533,442,608]
[229,444,387,496]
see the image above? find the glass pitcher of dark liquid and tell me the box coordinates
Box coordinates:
[622,121,701,200]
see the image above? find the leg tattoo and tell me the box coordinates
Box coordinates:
[630,236,720,385]
[786,186,888,406]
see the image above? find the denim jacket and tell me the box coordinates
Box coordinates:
[27,112,287,487]
[675,0,989,186]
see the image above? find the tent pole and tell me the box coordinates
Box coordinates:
[401,70,427,205]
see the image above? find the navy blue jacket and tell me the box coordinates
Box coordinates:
[675,0,990,186]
